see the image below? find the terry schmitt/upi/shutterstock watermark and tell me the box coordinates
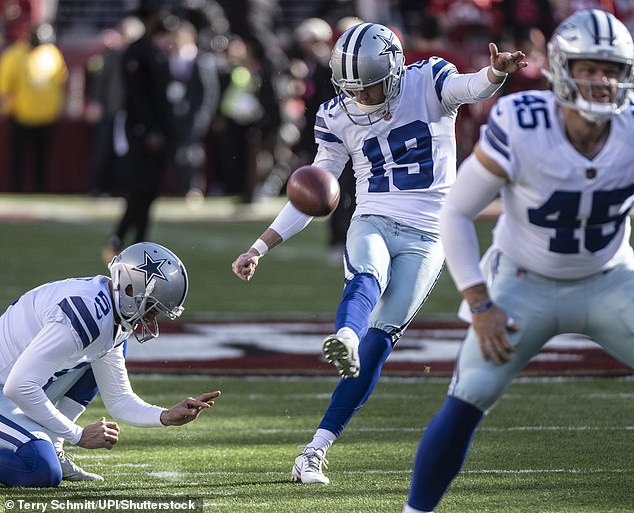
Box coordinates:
[3,497,204,512]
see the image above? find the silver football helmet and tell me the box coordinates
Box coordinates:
[108,242,188,343]
[330,23,405,125]
[545,9,634,122]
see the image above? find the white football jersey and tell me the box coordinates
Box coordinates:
[480,90,634,279]
[0,276,121,385]
[314,58,495,233]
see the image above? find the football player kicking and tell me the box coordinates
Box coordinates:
[404,9,634,513]
[232,22,526,484]
[0,242,221,487]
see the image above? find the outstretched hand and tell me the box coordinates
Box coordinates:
[231,250,261,282]
[489,42,527,75]
[160,391,221,426]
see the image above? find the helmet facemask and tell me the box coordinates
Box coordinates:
[331,62,403,125]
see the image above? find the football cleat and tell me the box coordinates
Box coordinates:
[291,446,329,484]
[322,333,360,378]
[58,451,104,482]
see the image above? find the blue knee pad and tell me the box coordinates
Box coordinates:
[319,328,392,436]
[335,273,381,341]
[0,439,62,487]
[64,367,99,407]
[63,341,127,408]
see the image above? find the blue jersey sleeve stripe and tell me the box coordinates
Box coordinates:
[315,129,343,143]
[485,127,510,160]
[487,115,508,145]
[0,413,37,440]
[407,59,429,70]
[434,69,452,102]
[315,115,328,129]
[70,296,99,341]
[0,430,24,449]
[432,58,449,78]
[59,298,90,348]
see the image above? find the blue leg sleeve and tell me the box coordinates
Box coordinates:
[318,328,392,437]
[0,439,62,487]
[334,273,381,341]
[407,396,484,511]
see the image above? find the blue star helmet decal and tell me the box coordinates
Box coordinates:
[133,251,168,286]
[377,33,400,59]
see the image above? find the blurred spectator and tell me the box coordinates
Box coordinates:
[501,26,549,94]
[102,9,176,262]
[84,16,144,196]
[500,0,555,41]
[354,0,394,26]
[289,17,333,165]
[551,0,617,22]
[168,20,220,197]
[209,35,281,202]
[614,0,634,33]
[402,11,468,69]
[0,0,31,45]
[0,23,68,192]
[288,16,355,264]
[172,0,230,52]
[216,0,286,72]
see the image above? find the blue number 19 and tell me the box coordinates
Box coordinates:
[362,120,434,192]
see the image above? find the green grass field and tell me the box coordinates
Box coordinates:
[2,375,633,513]
[0,196,632,512]
[0,195,493,319]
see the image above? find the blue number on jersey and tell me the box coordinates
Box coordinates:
[94,290,111,319]
[586,185,634,252]
[512,94,551,129]
[363,120,434,192]
[528,185,634,253]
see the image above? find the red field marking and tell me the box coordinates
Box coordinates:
[126,320,633,377]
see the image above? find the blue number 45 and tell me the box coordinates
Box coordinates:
[528,186,634,253]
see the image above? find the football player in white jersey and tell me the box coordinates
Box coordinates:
[231,23,526,484]
[404,9,634,513]
[0,242,221,487]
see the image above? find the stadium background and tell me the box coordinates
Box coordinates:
[0,0,632,375]
[0,3,633,512]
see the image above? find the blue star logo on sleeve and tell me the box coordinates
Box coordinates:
[133,252,168,286]
[377,34,400,59]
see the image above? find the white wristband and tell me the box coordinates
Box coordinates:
[250,238,269,256]
[490,66,508,78]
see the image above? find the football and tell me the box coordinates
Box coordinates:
[286,165,341,216]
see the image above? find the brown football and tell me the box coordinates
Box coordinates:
[287,165,341,216]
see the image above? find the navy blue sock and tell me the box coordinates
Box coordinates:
[335,273,381,341]
[318,328,392,436]
[407,396,483,511]
[0,439,62,487]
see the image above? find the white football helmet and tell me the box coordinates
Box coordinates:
[108,242,188,343]
[330,23,405,125]
[544,9,634,122]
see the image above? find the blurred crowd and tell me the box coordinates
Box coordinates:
[1,0,633,204]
